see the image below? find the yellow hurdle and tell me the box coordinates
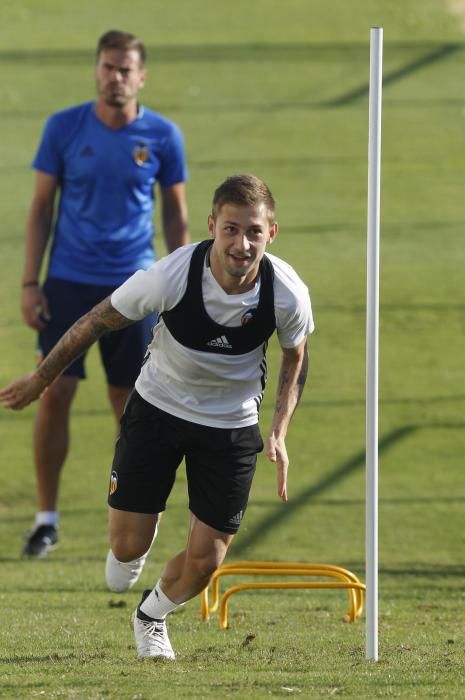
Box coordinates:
[201,561,366,629]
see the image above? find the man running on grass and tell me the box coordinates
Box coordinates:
[1,174,314,660]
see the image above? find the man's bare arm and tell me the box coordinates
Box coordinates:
[266,339,309,502]
[271,339,308,435]
[160,183,190,252]
[0,298,133,410]
[21,171,57,330]
[37,297,132,384]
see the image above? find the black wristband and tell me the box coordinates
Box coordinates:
[22,281,39,288]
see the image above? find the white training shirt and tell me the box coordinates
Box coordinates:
[111,243,314,428]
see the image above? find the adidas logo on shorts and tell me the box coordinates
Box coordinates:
[228,510,244,526]
[207,335,232,349]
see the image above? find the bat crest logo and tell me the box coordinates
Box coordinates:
[109,470,118,495]
[133,143,149,166]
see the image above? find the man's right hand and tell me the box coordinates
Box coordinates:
[21,286,51,330]
[0,371,48,410]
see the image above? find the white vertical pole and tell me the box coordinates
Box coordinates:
[366,26,383,662]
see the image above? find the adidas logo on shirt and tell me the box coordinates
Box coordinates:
[207,335,232,349]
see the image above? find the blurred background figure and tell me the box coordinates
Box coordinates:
[20,29,189,558]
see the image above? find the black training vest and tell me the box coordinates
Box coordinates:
[161,240,276,356]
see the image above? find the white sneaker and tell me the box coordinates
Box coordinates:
[105,549,147,593]
[133,594,175,660]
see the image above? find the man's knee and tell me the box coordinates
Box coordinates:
[186,518,233,583]
[187,547,227,583]
[40,377,79,414]
[109,510,159,562]
[110,532,149,562]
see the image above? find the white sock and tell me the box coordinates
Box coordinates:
[105,523,159,593]
[140,579,182,620]
[35,511,59,527]
[105,550,144,592]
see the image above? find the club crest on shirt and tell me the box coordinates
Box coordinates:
[109,470,118,495]
[133,143,150,166]
[241,308,256,326]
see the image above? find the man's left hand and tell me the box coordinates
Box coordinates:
[265,433,289,502]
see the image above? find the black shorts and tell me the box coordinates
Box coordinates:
[108,390,264,534]
[37,278,156,386]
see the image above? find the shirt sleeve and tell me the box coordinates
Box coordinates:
[157,122,188,188]
[276,289,314,349]
[31,114,63,178]
[110,244,194,319]
[270,255,315,349]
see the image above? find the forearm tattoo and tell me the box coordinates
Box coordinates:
[275,347,308,417]
[296,350,309,399]
[37,299,132,384]
[277,368,290,404]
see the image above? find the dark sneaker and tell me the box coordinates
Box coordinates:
[22,524,58,558]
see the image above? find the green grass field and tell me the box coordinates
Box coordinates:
[1,1,465,697]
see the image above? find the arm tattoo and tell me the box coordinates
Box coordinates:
[273,345,308,419]
[296,350,309,400]
[37,298,133,384]
[278,368,290,395]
